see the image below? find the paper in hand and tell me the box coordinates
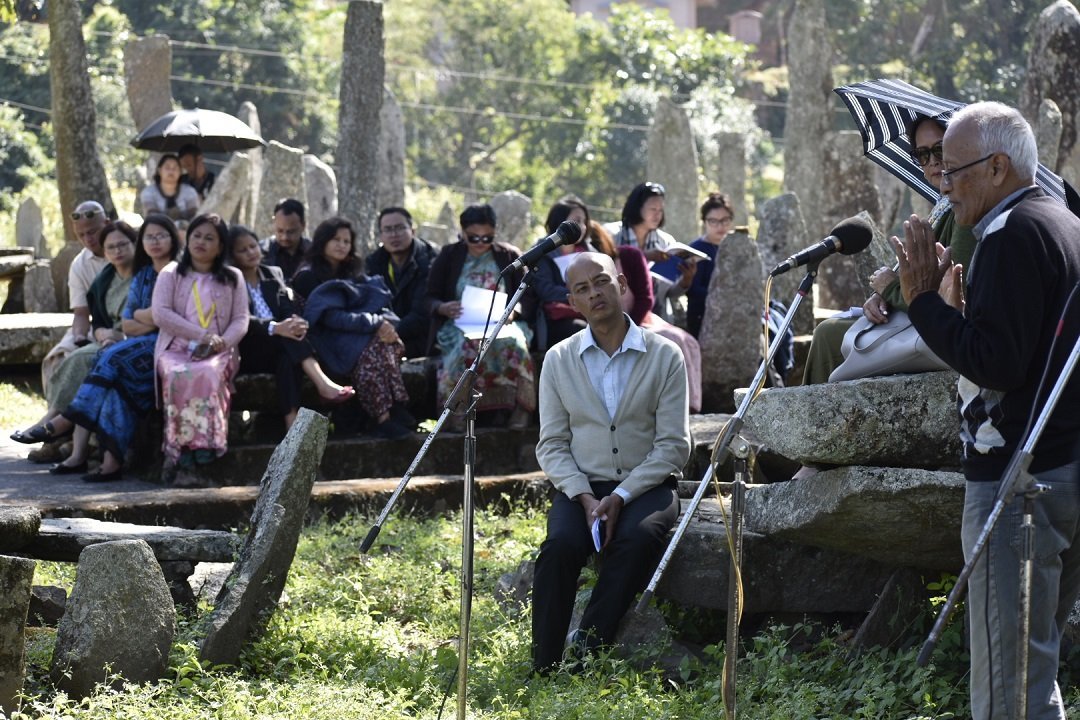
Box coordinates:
[454,285,512,340]
[591,517,604,553]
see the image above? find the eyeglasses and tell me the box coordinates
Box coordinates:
[70,209,101,220]
[465,234,495,244]
[144,232,171,243]
[911,142,944,167]
[644,181,666,196]
[705,216,733,227]
[380,224,410,236]
[941,153,996,185]
[104,242,132,252]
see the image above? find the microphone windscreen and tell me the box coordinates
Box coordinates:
[831,216,874,255]
[556,220,582,243]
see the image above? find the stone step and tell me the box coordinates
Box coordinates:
[0,249,34,280]
[23,517,239,564]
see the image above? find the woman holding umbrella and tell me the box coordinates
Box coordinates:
[140,153,200,227]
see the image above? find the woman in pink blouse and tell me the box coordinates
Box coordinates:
[151,213,249,472]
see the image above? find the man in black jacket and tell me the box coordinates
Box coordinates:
[894,101,1080,720]
[366,207,438,358]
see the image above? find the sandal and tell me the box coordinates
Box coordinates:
[11,421,73,445]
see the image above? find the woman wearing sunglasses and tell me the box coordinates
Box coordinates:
[793,113,977,479]
[425,203,536,432]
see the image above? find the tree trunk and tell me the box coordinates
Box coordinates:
[337,0,385,255]
[48,0,114,242]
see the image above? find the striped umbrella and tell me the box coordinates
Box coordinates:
[834,78,1073,208]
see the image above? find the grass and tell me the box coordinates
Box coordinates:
[15,503,1001,720]
[0,372,46,430]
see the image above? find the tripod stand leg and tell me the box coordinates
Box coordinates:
[457,406,477,720]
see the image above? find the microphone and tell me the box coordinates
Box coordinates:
[502,220,582,274]
[768,216,874,277]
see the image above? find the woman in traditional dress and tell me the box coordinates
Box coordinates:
[152,213,249,470]
[46,215,182,480]
[425,203,535,431]
[293,217,413,439]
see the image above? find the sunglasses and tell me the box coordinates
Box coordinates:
[644,181,666,195]
[465,234,495,244]
[70,209,101,220]
[911,142,944,167]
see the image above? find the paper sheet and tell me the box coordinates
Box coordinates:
[454,285,513,340]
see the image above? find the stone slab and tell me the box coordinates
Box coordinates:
[22,517,239,563]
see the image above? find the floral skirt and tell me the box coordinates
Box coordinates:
[157,348,238,462]
[436,321,535,413]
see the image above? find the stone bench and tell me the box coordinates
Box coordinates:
[0,313,72,365]
[20,517,240,605]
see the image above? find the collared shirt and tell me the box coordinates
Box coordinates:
[973,186,1037,240]
[578,315,647,503]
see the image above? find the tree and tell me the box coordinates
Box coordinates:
[337,0,384,253]
[0,103,50,212]
[48,0,113,239]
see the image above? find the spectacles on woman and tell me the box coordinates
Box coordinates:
[644,181,666,196]
[71,209,101,220]
[705,216,733,227]
[465,234,494,244]
[911,142,944,167]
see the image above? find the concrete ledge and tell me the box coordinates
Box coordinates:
[0,313,72,364]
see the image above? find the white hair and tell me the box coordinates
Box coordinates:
[950,102,1038,183]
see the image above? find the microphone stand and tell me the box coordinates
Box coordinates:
[917,316,1080,720]
[359,270,537,720]
[637,265,819,612]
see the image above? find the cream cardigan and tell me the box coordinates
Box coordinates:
[536,328,690,503]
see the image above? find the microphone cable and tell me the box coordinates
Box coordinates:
[712,274,776,718]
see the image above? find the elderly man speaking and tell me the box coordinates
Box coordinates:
[893,101,1080,720]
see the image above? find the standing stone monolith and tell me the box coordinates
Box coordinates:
[236,102,263,230]
[123,34,173,134]
[51,540,175,699]
[782,0,833,242]
[337,0,385,255]
[714,131,748,226]
[255,141,308,241]
[818,131,883,310]
[1020,0,1080,186]
[0,555,35,717]
[16,199,46,258]
[199,409,329,665]
[699,230,763,411]
[489,191,532,249]
[755,193,813,336]
[647,97,700,244]
[1035,98,1064,171]
[23,263,58,312]
[377,87,406,211]
[200,151,253,225]
[49,0,115,238]
[303,154,338,231]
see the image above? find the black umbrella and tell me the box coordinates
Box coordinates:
[131,108,265,153]
[834,78,1072,208]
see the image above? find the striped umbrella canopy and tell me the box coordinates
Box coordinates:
[834,78,1072,208]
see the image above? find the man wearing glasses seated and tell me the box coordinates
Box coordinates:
[12,200,109,455]
[365,207,439,359]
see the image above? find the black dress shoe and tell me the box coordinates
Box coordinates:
[48,460,88,475]
[12,421,73,445]
[82,468,123,483]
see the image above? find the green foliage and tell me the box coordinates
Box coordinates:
[0,103,49,212]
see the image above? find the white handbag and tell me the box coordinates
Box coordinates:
[828,310,952,382]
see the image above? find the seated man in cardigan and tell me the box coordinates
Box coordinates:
[531,252,691,673]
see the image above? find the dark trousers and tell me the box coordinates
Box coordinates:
[238,329,314,416]
[531,479,678,671]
